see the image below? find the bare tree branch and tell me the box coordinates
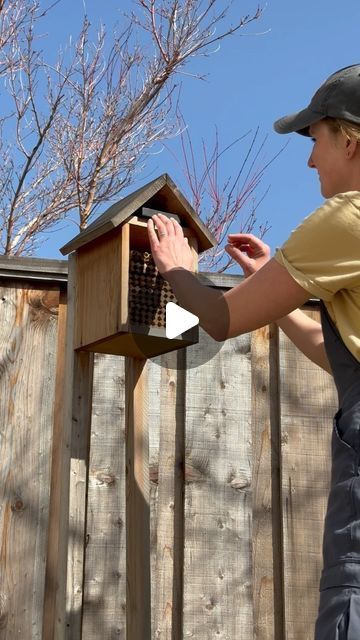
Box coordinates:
[0,0,266,257]
[168,112,285,271]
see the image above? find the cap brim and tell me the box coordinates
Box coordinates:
[273,107,325,136]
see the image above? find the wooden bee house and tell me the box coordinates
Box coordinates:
[60,173,216,359]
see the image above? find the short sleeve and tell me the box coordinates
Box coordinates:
[274,193,360,301]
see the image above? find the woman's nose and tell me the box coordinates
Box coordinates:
[307,152,316,169]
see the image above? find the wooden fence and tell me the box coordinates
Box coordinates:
[0,257,338,640]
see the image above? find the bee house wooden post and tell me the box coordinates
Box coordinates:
[55,174,216,639]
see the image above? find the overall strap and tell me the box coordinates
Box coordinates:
[320,301,360,406]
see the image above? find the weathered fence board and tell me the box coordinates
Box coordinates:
[82,354,127,639]
[279,307,337,640]
[153,350,186,639]
[251,324,284,640]
[43,290,68,640]
[147,358,162,636]
[125,357,151,639]
[0,262,342,640]
[0,282,60,639]
[66,349,95,639]
[183,331,253,639]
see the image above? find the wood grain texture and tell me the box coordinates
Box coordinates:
[66,350,94,639]
[278,306,337,640]
[81,354,127,639]
[183,328,253,639]
[153,350,186,639]
[146,358,161,635]
[0,257,342,640]
[50,254,77,640]
[42,289,68,640]
[125,357,151,639]
[74,228,124,349]
[252,324,285,640]
[0,281,60,639]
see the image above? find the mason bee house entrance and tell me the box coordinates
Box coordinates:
[60,174,217,358]
[128,249,176,329]
[72,213,198,359]
[127,211,180,330]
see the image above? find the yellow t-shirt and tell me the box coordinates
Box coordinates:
[274,192,360,361]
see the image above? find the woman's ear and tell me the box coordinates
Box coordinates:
[345,136,358,159]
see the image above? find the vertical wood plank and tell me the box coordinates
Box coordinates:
[279,305,337,640]
[153,349,186,639]
[252,324,285,640]
[66,350,94,638]
[183,330,253,639]
[0,282,59,639]
[81,353,127,639]
[125,357,151,639]
[41,253,94,640]
[146,358,161,636]
[43,288,68,639]
[74,231,122,349]
[51,255,76,640]
[49,253,77,640]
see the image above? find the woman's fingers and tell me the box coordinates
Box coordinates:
[225,243,254,274]
[225,243,249,259]
[226,239,255,256]
[227,233,270,257]
[170,217,184,239]
[227,232,259,241]
[147,218,160,249]
[154,213,175,237]
[228,233,263,247]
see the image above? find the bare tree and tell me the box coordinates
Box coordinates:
[172,114,285,271]
[0,0,264,256]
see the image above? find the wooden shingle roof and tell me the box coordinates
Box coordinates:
[60,173,216,255]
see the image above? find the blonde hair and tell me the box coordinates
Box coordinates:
[324,117,360,143]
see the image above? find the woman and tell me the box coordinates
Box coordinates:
[147,64,360,639]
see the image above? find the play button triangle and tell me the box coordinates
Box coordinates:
[165,302,199,339]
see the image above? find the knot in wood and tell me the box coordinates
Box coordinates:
[29,291,58,321]
[11,498,25,513]
[205,597,216,611]
[96,471,116,486]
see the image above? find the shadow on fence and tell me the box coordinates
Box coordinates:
[0,266,338,639]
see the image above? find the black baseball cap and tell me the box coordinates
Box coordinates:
[273,64,360,136]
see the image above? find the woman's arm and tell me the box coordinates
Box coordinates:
[164,258,310,340]
[147,215,308,340]
[225,231,331,372]
[226,233,332,373]
[277,310,331,373]
[147,215,331,371]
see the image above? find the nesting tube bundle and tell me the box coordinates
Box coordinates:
[128,249,177,328]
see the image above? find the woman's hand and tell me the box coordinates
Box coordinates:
[147,213,195,275]
[225,233,271,277]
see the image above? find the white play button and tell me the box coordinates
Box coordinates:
[165,302,199,339]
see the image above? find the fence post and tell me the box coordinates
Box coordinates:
[125,357,151,639]
[252,324,285,640]
[43,254,94,640]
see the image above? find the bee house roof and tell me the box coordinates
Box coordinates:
[60,173,216,255]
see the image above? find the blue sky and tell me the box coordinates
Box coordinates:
[38,0,360,262]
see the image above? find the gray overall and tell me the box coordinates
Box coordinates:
[314,302,360,639]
